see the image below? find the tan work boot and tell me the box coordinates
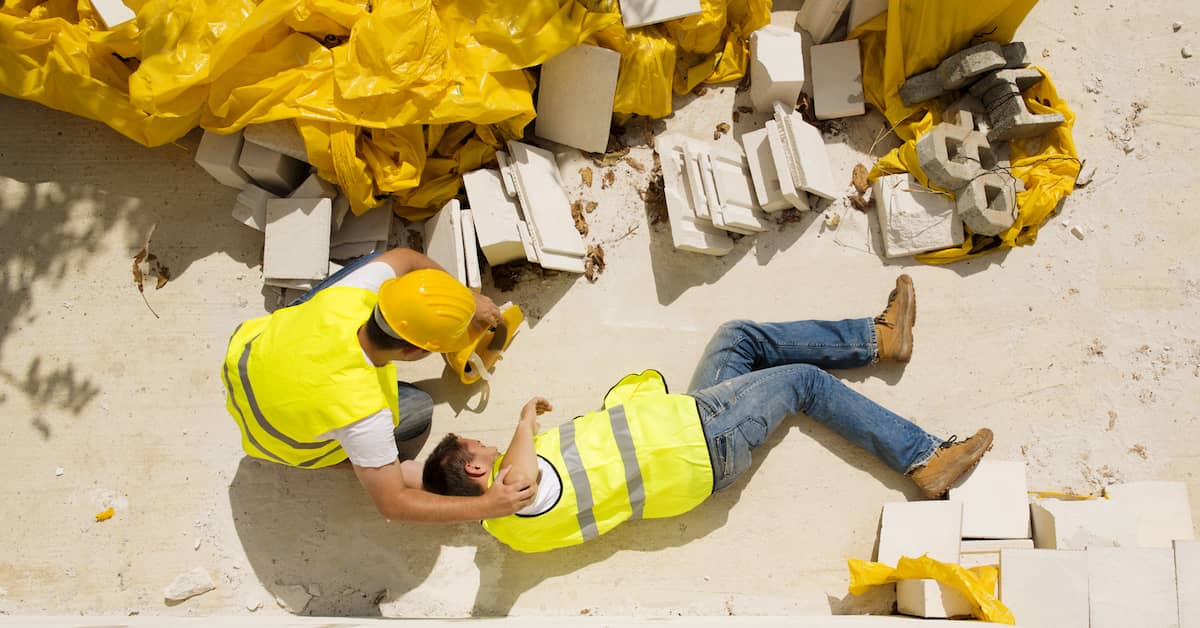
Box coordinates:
[909,428,994,499]
[874,274,916,363]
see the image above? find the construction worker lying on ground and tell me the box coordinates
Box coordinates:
[421,275,993,552]
[223,247,534,522]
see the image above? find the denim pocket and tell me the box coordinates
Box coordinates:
[711,429,734,480]
[737,415,769,448]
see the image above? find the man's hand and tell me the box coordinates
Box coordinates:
[520,397,552,431]
[471,293,501,331]
[482,467,534,518]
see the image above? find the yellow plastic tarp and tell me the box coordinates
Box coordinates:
[853,0,1081,263]
[848,555,1015,624]
[0,0,767,217]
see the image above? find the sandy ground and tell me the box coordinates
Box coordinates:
[1,0,1199,618]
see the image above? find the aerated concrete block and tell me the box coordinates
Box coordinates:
[424,199,466,284]
[232,184,277,231]
[916,123,997,191]
[238,142,308,195]
[534,45,621,154]
[332,201,392,249]
[708,153,771,233]
[1002,42,1031,68]
[244,120,310,163]
[960,552,1000,569]
[619,0,702,29]
[462,169,526,266]
[1088,547,1179,628]
[750,26,807,112]
[937,42,1006,90]
[1104,481,1196,549]
[999,549,1089,628]
[795,0,850,44]
[848,0,887,31]
[897,579,973,619]
[505,141,586,257]
[970,68,1065,143]
[810,39,866,119]
[955,171,1017,236]
[263,198,332,281]
[655,134,735,256]
[961,538,1034,554]
[872,173,962,258]
[741,128,791,212]
[1030,498,1138,549]
[196,130,250,189]
[93,0,136,29]
[460,210,482,291]
[288,173,337,199]
[948,459,1032,539]
[765,120,811,211]
[1176,540,1200,627]
[774,104,839,200]
[877,501,963,566]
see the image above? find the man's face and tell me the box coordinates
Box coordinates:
[462,438,500,469]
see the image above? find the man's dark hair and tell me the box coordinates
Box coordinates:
[422,433,484,497]
[363,312,421,352]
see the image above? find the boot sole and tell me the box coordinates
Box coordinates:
[895,275,915,363]
[917,429,994,499]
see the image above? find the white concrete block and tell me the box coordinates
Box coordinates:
[1176,540,1200,628]
[238,142,308,195]
[961,539,1034,554]
[264,262,340,291]
[244,120,309,163]
[877,501,963,566]
[232,184,277,231]
[811,39,866,119]
[515,221,539,263]
[1105,481,1196,548]
[288,173,337,199]
[960,552,999,569]
[505,141,586,257]
[424,199,467,284]
[262,198,332,281]
[92,0,136,29]
[872,173,964,258]
[495,151,518,199]
[462,169,526,266]
[709,153,771,233]
[795,0,850,43]
[196,130,250,189]
[329,240,381,260]
[332,201,392,248]
[896,579,973,619]
[655,134,735,256]
[741,128,792,212]
[775,104,839,200]
[750,26,807,112]
[681,145,713,220]
[534,45,621,154]
[999,549,1089,628]
[1031,498,1138,550]
[1088,547,1179,628]
[849,0,887,31]
[948,459,1032,539]
[460,210,482,291]
[530,247,586,273]
[765,120,812,211]
[619,0,701,28]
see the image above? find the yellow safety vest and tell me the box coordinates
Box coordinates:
[222,286,401,468]
[482,370,713,552]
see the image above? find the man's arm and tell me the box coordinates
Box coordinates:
[353,461,532,522]
[499,397,549,489]
[374,248,501,329]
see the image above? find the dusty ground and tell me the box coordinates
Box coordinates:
[1,0,1199,618]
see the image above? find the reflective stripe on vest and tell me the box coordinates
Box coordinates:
[559,404,646,540]
[607,405,645,520]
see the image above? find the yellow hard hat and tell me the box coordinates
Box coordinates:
[375,269,476,353]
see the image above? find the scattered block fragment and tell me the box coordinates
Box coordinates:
[238,142,308,195]
[263,198,332,281]
[937,42,1006,90]
[655,134,735,256]
[163,567,216,603]
[460,210,482,291]
[872,173,963,258]
[424,199,467,284]
[750,26,807,112]
[1088,547,1179,628]
[810,39,865,119]
[332,201,392,250]
[795,0,850,44]
[196,130,251,189]
[999,549,1089,628]
[618,0,701,28]
[1104,481,1195,548]
[741,128,792,212]
[969,68,1066,142]
[232,184,277,231]
[1176,540,1200,627]
[775,104,839,200]
[288,173,337,199]
[92,0,136,29]
[505,141,586,257]
[462,169,527,266]
[877,501,963,566]
[1030,498,1138,549]
[955,171,1017,236]
[897,579,973,619]
[244,120,309,163]
[948,459,1032,539]
[534,45,621,154]
[848,0,887,31]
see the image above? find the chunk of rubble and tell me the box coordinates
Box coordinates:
[163,568,216,603]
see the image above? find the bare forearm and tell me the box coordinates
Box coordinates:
[379,487,497,523]
[502,419,538,485]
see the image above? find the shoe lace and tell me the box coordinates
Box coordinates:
[939,435,959,449]
[874,289,898,327]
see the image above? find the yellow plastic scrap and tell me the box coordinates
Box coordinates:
[95,507,115,522]
[847,555,1015,624]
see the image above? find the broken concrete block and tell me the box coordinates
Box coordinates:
[1030,498,1138,549]
[462,169,526,266]
[460,210,482,291]
[288,173,337,199]
[877,501,963,566]
[999,549,1089,628]
[741,128,792,212]
[196,130,250,189]
[244,120,309,163]
[750,25,807,112]
[619,0,701,28]
[332,201,392,249]
[956,172,1017,236]
[1088,547,1179,628]
[872,173,963,258]
[896,579,973,619]
[1002,42,1031,68]
[1104,481,1195,548]
[916,123,997,191]
[948,459,1032,539]
[263,198,332,281]
[232,184,277,232]
[937,42,1006,90]
[424,199,467,284]
[238,142,308,195]
[163,567,216,603]
[774,104,839,200]
[273,583,312,613]
[708,153,771,233]
[1176,540,1200,627]
[795,0,850,44]
[810,39,866,119]
[655,134,735,256]
[505,141,586,257]
[93,0,136,29]
[970,69,1066,142]
[534,45,621,154]
[765,122,810,211]
[899,69,945,107]
[848,0,887,31]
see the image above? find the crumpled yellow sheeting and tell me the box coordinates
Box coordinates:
[855,0,1081,263]
[1,0,767,217]
[848,555,1015,624]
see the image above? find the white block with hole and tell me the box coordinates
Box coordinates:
[896,579,973,619]
[849,0,887,30]
[244,120,310,163]
[1177,540,1200,627]
[877,501,963,566]
[655,134,734,256]
[462,169,527,266]
[873,173,964,258]
[999,549,1089,628]
[775,104,839,200]
[1031,498,1138,550]
[534,45,621,154]
[424,199,467,284]
[1104,481,1195,549]
[238,142,308,195]
[460,210,482,291]
[505,141,586,257]
[263,198,332,281]
[619,0,701,28]
[1088,547,1179,628]
[750,25,807,112]
[811,39,866,119]
[288,173,337,199]
[741,128,792,212]
[232,184,277,231]
[795,0,850,43]
[333,200,392,249]
[196,130,250,189]
[93,0,136,29]
[948,459,1032,539]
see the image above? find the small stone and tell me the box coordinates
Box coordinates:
[1183,46,1194,59]
[163,568,216,603]
[1070,225,1085,240]
[1056,35,1066,43]
[55,467,64,477]
[245,595,262,612]
[305,583,322,597]
[1173,21,1183,32]
[1084,78,1102,94]
[824,213,841,229]
[274,584,312,613]
[193,538,202,551]
[1076,162,1096,187]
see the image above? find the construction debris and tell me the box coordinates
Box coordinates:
[618,0,701,29]
[583,244,605,282]
[749,25,807,112]
[810,39,866,119]
[273,584,312,613]
[873,174,963,258]
[163,568,216,603]
[263,198,333,283]
[534,45,621,154]
[462,168,526,266]
[795,0,851,44]
[195,130,250,189]
[969,69,1067,142]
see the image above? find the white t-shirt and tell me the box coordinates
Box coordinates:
[515,456,563,517]
[316,261,404,468]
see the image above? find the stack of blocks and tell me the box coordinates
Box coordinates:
[748,21,864,121]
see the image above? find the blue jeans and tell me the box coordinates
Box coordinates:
[688,319,943,492]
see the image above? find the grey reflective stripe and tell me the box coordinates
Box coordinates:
[558,420,599,541]
[607,404,645,520]
[297,445,344,468]
[223,361,286,465]
[238,337,335,450]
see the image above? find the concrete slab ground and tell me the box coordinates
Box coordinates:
[1,0,1199,619]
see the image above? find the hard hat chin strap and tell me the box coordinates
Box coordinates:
[372,305,408,341]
